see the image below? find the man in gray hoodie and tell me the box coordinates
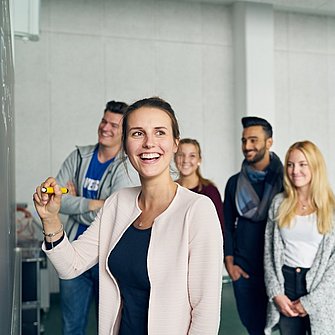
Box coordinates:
[56,100,139,335]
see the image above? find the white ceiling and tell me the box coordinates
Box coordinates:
[182,0,335,17]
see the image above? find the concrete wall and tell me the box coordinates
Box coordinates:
[15,0,234,212]
[14,1,335,293]
[274,10,335,183]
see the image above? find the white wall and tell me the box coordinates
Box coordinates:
[15,0,335,217]
[274,11,335,187]
[14,1,335,213]
[14,0,335,295]
[15,0,234,213]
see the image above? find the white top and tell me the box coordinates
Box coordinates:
[280,212,323,268]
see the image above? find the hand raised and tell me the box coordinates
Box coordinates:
[33,177,62,221]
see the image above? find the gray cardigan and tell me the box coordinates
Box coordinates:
[264,193,335,335]
[56,144,139,241]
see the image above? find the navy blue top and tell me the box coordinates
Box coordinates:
[108,224,152,335]
[75,147,115,239]
[223,173,267,276]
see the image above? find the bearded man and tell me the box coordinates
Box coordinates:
[223,116,283,335]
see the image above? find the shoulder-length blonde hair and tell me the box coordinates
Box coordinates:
[277,140,335,234]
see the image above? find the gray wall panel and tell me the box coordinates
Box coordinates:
[0,0,16,333]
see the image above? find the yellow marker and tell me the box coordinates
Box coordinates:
[41,187,69,194]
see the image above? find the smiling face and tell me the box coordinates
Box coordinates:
[125,107,179,181]
[98,111,123,150]
[287,149,312,191]
[175,143,201,178]
[241,125,272,168]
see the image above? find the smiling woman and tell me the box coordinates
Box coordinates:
[33,97,224,335]
[175,138,224,234]
[264,140,335,335]
[124,105,178,182]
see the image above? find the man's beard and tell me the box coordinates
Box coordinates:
[244,146,267,164]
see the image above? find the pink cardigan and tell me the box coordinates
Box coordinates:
[43,185,223,334]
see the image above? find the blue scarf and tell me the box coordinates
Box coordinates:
[236,152,283,222]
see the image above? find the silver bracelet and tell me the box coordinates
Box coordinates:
[43,224,64,237]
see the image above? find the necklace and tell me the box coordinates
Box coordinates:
[135,215,152,229]
[298,199,310,211]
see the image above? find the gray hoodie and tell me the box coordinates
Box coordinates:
[56,144,139,241]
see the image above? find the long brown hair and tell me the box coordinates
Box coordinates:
[177,138,215,192]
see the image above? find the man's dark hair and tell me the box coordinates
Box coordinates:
[104,100,128,115]
[241,116,273,138]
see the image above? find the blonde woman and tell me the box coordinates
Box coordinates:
[175,138,224,233]
[264,140,335,334]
